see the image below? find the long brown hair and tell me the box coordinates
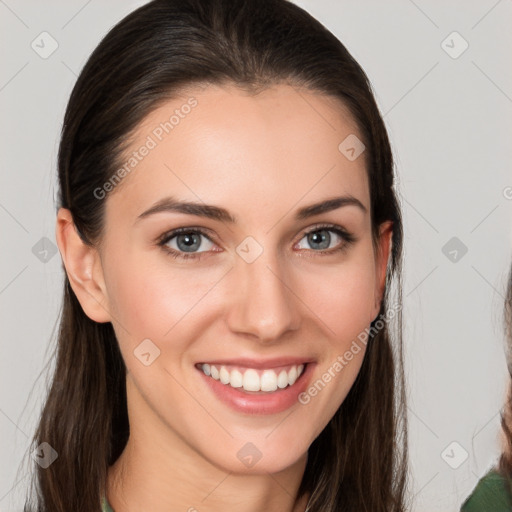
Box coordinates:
[499,265,512,488]
[23,1,408,510]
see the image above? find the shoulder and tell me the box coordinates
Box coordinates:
[461,469,512,512]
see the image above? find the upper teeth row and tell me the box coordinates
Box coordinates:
[200,363,305,392]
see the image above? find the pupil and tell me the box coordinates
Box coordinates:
[309,230,330,250]
[178,233,200,252]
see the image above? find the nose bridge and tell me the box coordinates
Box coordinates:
[227,240,300,341]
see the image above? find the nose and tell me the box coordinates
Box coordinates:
[226,248,301,343]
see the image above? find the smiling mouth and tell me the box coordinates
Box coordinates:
[195,362,308,393]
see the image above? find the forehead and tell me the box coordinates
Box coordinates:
[105,82,369,224]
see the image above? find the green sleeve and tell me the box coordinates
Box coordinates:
[101,496,114,512]
[461,469,512,512]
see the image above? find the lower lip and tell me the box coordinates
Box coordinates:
[196,363,315,415]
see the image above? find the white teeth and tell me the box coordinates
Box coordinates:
[289,366,298,385]
[230,369,243,388]
[261,370,278,392]
[277,370,289,389]
[219,366,230,384]
[199,363,306,392]
[243,369,260,391]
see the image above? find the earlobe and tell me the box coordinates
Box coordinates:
[55,208,112,323]
[373,221,393,315]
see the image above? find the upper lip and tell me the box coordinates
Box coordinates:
[196,357,314,369]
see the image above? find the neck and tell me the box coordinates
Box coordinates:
[106,378,310,512]
[107,442,309,512]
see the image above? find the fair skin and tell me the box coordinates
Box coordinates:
[56,83,392,512]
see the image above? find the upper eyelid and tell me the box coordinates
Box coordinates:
[157,225,214,243]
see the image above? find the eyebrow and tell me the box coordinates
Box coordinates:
[135,194,367,224]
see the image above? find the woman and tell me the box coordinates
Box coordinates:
[24,0,408,510]
[461,266,512,511]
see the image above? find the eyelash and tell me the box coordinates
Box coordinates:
[156,223,357,261]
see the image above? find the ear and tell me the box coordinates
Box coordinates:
[55,208,112,323]
[372,220,393,318]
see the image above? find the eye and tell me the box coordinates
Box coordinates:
[295,224,356,254]
[157,223,356,261]
[158,227,217,260]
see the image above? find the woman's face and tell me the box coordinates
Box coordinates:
[81,83,391,475]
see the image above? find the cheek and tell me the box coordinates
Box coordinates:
[301,257,377,342]
[294,262,375,439]
[104,254,222,348]
[104,238,377,359]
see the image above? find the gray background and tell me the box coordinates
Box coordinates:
[1,1,511,511]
